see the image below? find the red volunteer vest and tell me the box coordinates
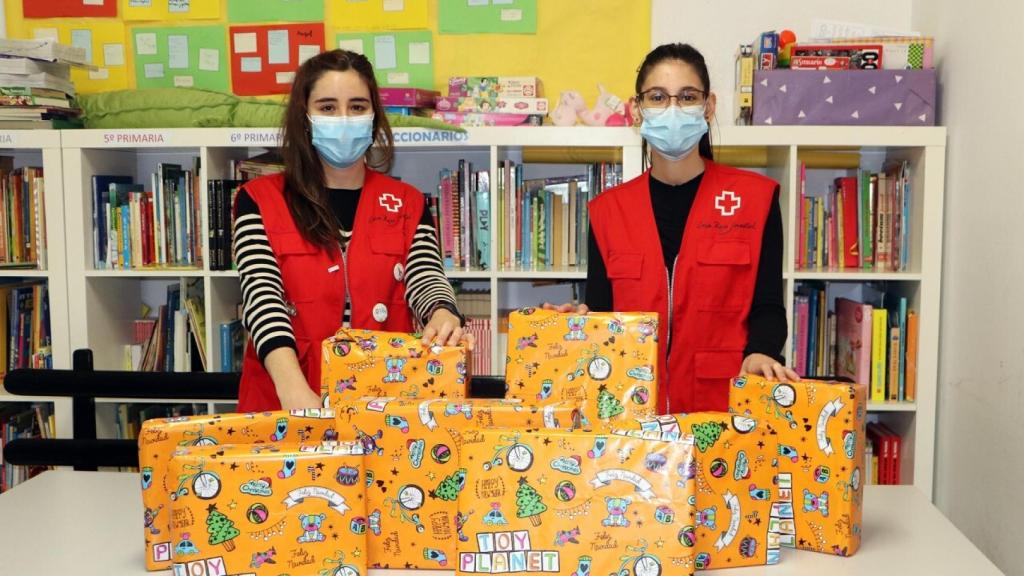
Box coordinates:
[589,160,775,413]
[237,170,422,411]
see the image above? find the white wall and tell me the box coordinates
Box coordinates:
[912,3,1024,575]
[651,0,913,125]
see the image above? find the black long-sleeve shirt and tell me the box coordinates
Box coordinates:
[585,172,787,362]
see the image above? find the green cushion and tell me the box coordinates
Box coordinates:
[77,87,464,132]
[77,88,237,128]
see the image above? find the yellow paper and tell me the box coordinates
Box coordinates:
[138,409,340,571]
[323,328,468,404]
[328,0,428,30]
[456,428,695,575]
[615,412,781,569]
[124,0,222,21]
[729,375,868,557]
[505,308,659,429]
[17,20,129,92]
[167,442,365,576]
[336,397,579,569]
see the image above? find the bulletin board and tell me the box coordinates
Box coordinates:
[132,24,228,91]
[2,0,650,107]
[336,30,433,88]
[228,22,325,96]
[25,19,130,92]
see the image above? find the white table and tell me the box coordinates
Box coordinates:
[0,470,1004,575]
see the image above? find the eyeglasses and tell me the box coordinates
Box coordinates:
[637,87,708,110]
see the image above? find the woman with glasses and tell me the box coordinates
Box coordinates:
[550,43,799,414]
[233,50,470,411]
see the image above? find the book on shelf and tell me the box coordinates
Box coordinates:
[0,280,51,376]
[866,421,902,485]
[0,38,89,67]
[131,285,205,373]
[207,179,244,271]
[0,163,47,270]
[91,160,202,270]
[464,316,492,376]
[494,161,622,271]
[0,402,54,493]
[230,151,284,181]
[219,318,245,373]
[797,161,910,271]
[794,283,916,402]
[432,160,491,270]
[0,57,71,78]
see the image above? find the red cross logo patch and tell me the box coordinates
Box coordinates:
[379,193,403,213]
[715,190,741,217]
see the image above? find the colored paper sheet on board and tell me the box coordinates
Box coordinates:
[23,0,116,18]
[123,0,221,21]
[329,0,428,31]
[132,25,229,91]
[438,0,537,34]
[27,21,129,92]
[336,31,433,89]
[229,23,325,96]
[227,0,324,23]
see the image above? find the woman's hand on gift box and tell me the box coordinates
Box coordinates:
[542,302,590,314]
[422,308,475,351]
[741,353,801,382]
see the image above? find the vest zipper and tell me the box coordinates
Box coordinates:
[340,241,350,328]
[665,254,680,414]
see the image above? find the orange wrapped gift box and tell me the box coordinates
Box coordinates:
[505,308,659,429]
[615,412,781,569]
[167,442,365,576]
[323,328,468,405]
[139,409,340,570]
[455,428,695,576]
[729,374,867,556]
[334,397,580,570]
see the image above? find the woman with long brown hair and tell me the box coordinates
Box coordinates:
[233,50,469,411]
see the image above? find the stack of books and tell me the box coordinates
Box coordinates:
[0,156,47,270]
[0,38,90,130]
[432,76,546,127]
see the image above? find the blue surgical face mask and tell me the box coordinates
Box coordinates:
[639,105,708,162]
[308,113,375,169]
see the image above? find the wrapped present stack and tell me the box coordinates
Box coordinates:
[432,76,547,127]
[0,38,89,129]
[140,318,869,574]
[738,30,936,126]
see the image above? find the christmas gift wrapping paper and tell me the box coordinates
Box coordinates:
[729,374,867,556]
[505,308,659,429]
[455,428,696,576]
[323,328,468,405]
[614,412,780,569]
[167,442,366,576]
[139,409,341,571]
[334,396,580,569]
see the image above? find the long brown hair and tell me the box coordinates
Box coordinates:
[635,43,714,170]
[281,49,394,250]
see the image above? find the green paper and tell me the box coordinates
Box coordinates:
[438,0,537,35]
[227,0,324,23]
[336,31,434,90]
[133,25,229,92]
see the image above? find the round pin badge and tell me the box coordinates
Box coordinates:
[372,303,388,323]
[393,263,404,281]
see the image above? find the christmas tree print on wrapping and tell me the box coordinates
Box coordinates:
[596,386,625,420]
[691,421,724,453]
[515,476,547,527]
[433,468,467,501]
[206,504,240,551]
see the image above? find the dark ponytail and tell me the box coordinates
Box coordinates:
[635,43,714,169]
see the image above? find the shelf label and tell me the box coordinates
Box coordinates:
[0,133,15,145]
[394,129,471,144]
[229,131,282,145]
[103,132,166,145]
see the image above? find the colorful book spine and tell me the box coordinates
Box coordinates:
[871,308,888,403]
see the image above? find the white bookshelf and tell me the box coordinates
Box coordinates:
[0,130,72,439]
[51,125,944,497]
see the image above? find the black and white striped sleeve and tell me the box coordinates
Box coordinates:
[404,204,462,326]
[233,189,296,361]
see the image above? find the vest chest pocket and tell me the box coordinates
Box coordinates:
[272,232,322,303]
[606,251,644,280]
[370,230,407,256]
[695,240,752,307]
